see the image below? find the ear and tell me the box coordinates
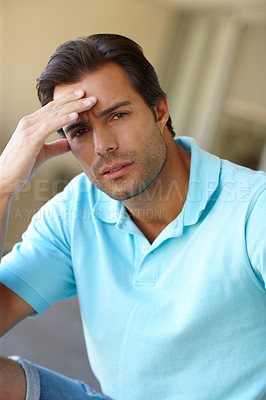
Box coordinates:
[154,98,169,131]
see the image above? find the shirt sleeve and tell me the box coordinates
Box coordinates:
[245,186,266,290]
[0,190,76,315]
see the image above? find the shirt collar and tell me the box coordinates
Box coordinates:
[93,191,125,224]
[93,136,221,229]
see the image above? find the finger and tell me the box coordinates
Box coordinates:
[52,89,85,106]
[32,97,97,139]
[40,89,86,112]
[46,95,98,121]
[14,111,78,144]
[23,96,97,135]
[23,90,84,124]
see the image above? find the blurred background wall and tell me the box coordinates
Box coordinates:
[1,0,266,393]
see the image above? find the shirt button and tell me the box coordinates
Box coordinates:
[142,246,148,254]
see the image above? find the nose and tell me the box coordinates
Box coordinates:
[93,124,118,156]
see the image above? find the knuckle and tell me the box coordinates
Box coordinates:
[53,92,74,106]
[43,99,58,113]
[41,121,49,131]
[48,108,57,118]
[18,116,30,128]
[45,98,56,108]
[44,106,60,120]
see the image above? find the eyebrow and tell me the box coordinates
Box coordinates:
[95,101,132,118]
[64,101,132,135]
[64,120,91,136]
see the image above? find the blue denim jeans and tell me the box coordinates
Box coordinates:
[10,356,111,400]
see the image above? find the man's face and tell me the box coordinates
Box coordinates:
[54,63,168,201]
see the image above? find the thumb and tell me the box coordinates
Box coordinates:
[43,139,71,160]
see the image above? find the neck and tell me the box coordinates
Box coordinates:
[123,134,191,243]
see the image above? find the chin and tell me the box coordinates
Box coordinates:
[103,181,155,202]
[102,189,139,202]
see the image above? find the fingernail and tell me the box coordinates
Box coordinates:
[69,112,77,119]
[82,97,96,104]
[74,90,83,96]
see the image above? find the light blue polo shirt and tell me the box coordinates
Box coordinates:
[1,137,266,400]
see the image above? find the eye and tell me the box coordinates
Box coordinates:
[72,128,90,138]
[112,112,128,121]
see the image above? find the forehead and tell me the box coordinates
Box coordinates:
[53,63,141,104]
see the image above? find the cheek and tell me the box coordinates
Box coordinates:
[69,141,94,165]
[122,118,156,146]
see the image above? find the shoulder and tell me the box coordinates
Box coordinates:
[219,159,266,201]
[30,173,106,227]
[220,159,266,183]
[45,173,102,209]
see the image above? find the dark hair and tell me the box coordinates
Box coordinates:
[37,33,175,137]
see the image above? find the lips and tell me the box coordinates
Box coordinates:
[100,161,134,180]
[101,162,133,175]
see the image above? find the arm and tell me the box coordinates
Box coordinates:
[0,197,28,336]
[0,90,97,335]
[0,283,34,337]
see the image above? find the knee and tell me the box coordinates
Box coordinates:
[0,356,27,400]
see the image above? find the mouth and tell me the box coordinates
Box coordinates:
[101,162,134,180]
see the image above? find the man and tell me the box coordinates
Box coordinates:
[0,33,265,400]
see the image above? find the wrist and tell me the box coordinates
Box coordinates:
[0,189,15,203]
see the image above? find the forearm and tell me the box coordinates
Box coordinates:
[0,281,35,337]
